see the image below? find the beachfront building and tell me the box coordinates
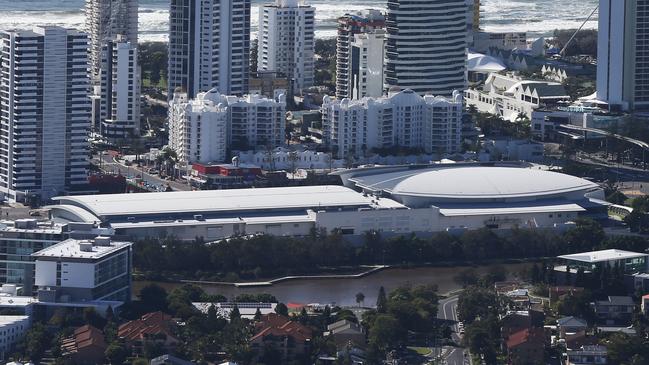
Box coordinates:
[168,0,251,99]
[96,36,141,140]
[33,236,133,302]
[85,0,138,80]
[257,0,315,93]
[464,73,571,121]
[321,89,463,159]
[384,0,468,96]
[169,89,287,163]
[0,26,91,203]
[597,0,649,112]
[335,10,386,99]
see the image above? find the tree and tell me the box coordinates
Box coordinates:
[83,307,106,329]
[139,283,168,312]
[457,286,497,324]
[564,218,605,252]
[230,305,241,321]
[23,323,49,362]
[355,292,365,307]
[376,286,387,313]
[254,307,262,321]
[105,341,129,365]
[368,314,403,354]
[275,302,288,316]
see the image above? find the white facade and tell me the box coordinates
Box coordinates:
[96,36,140,140]
[258,0,315,93]
[350,31,386,99]
[473,32,527,53]
[0,316,30,360]
[322,89,463,159]
[169,90,229,164]
[597,0,649,111]
[168,0,251,99]
[169,89,287,163]
[464,73,570,121]
[85,0,138,81]
[33,237,132,302]
[384,0,468,97]
[0,27,91,203]
[335,10,385,100]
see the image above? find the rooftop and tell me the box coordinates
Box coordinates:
[54,186,405,219]
[558,249,649,263]
[0,315,29,325]
[32,237,131,260]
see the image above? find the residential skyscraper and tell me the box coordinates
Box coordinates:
[335,10,386,99]
[322,89,463,159]
[385,0,468,96]
[0,26,91,203]
[85,0,138,80]
[97,36,141,140]
[258,0,315,93]
[168,0,251,100]
[596,0,649,111]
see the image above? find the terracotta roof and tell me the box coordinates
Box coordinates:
[61,325,106,355]
[118,311,178,343]
[506,328,545,349]
[252,313,313,343]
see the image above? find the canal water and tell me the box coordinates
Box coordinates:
[134,262,535,307]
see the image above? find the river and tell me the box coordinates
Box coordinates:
[133,262,535,307]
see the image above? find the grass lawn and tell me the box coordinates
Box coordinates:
[407,346,433,356]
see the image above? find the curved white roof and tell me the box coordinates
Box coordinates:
[391,167,598,200]
[468,52,507,73]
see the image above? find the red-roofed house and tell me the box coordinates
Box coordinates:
[251,313,313,363]
[61,325,107,364]
[118,312,180,355]
[506,328,545,365]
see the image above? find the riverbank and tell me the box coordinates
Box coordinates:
[132,261,538,306]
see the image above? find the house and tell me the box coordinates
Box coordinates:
[61,325,107,365]
[325,319,365,348]
[557,317,588,339]
[592,296,635,326]
[549,286,585,306]
[118,312,180,355]
[506,328,545,365]
[641,294,649,316]
[251,313,313,363]
[565,345,607,365]
[150,354,196,365]
[501,311,533,339]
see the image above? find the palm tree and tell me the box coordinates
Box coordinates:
[355,292,365,307]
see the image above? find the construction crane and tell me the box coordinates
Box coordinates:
[559,5,599,57]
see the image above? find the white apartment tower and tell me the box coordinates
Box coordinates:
[169,90,287,163]
[336,10,385,100]
[258,0,315,93]
[596,0,649,111]
[350,30,387,100]
[85,0,138,80]
[168,0,251,99]
[385,0,468,96]
[97,36,141,140]
[0,27,91,203]
[169,89,229,164]
[322,89,463,159]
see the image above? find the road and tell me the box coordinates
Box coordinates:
[94,152,191,192]
[438,296,471,365]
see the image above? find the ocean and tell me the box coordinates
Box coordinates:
[0,0,599,42]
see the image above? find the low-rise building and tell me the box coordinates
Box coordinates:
[325,319,365,348]
[251,313,313,363]
[480,139,544,162]
[592,296,635,326]
[473,32,528,53]
[33,236,132,302]
[61,325,107,364]
[118,312,180,356]
[556,250,649,275]
[565,345,607,365]
[192,302,277,320]
[0,315,30,360]
[464,72,570,122]
[506,327,545,365]
[188,162,263,189]
[557,316,588,339]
